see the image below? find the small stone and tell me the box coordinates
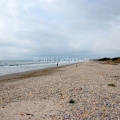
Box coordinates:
[64,114,70,119]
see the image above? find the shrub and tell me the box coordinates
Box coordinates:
[98,57,111,61]
[112,57,120,61]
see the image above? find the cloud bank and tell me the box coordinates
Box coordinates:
[0,0,120,60]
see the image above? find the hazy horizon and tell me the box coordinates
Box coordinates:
[0,0,120,60]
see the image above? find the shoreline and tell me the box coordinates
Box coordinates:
[0,63,75,83]
[0,61,120,119]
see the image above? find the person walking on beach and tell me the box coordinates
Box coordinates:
[57,63,58,66]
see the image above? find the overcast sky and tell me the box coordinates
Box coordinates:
[0,0,120,60]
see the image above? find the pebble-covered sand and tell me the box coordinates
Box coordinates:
[0,61,120,120]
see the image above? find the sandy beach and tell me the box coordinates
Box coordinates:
[0,61,120,120]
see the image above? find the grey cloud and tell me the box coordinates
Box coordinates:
[0,0,120,60]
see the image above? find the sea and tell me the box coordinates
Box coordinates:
[0,60,76,76]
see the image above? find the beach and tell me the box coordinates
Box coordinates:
[0,61,120,120]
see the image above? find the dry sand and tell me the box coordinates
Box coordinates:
[0,61,120,120]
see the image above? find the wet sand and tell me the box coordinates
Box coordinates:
[0,65,68,83]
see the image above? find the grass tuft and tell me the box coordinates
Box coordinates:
[108,84,116,87]
[69,99,75,104]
